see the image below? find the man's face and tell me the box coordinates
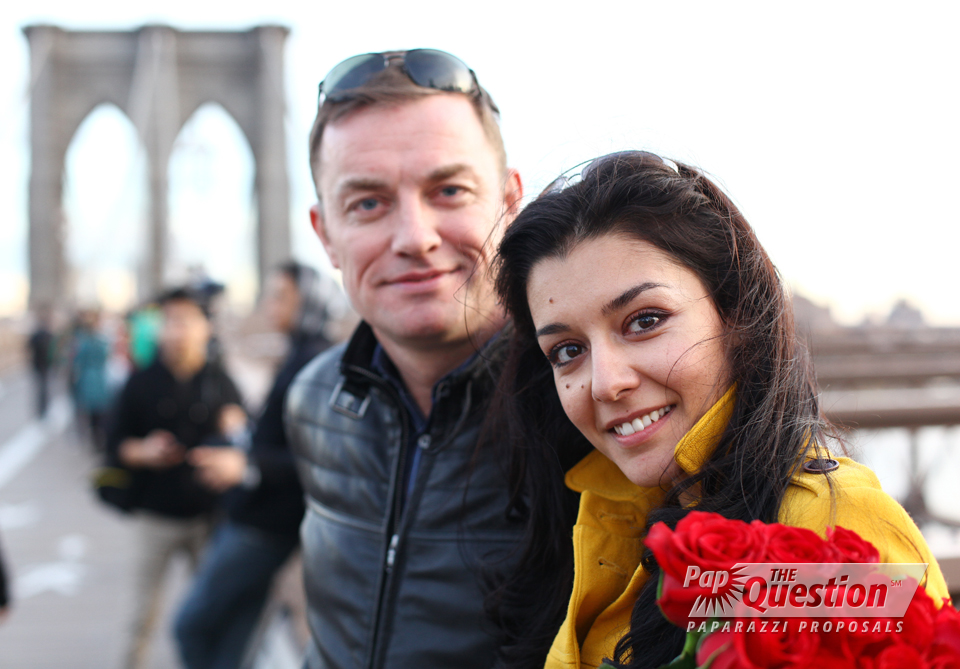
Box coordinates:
[160,299,211,365]
[311,94,522,350]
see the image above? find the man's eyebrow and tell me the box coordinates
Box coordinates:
[334,164,475,199]
[336,177,388,198]
[601,282,666,316]
[426,164,475,183]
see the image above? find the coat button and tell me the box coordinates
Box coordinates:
[417,435,432,449]
[802,458,839,474]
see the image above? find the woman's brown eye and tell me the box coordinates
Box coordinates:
[628,313,663,333]
[550,343,584,366]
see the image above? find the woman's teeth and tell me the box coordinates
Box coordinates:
[613,406,674,436]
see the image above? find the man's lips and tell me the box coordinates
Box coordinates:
[384,268,458,285]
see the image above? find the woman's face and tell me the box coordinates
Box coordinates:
[265,272,301,334]
[527,234,730,487]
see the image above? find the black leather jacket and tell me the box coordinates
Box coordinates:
[286,323,522,669]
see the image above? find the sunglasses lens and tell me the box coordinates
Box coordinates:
[322,53,386,99]
[539,176,572,198]
[403,49,476,93]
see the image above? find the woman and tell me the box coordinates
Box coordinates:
[487,152,949,668]
[71,309,111,451]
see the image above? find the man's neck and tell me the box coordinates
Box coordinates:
[373,326,498,417]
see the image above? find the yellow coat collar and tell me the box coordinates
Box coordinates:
[565,385,737,495]
[548,387,737,668]
[547,386,951,669]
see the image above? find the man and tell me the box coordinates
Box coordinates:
[0,530,9,624]
[285,49,524,668]
[174,263,344,669]
[105,287,244,669]
[27,307,54,417]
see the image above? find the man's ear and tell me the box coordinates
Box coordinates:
[501,168,524,222]
[309,203,340,269]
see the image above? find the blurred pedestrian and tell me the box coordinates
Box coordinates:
[27,307,55,418]
[71,309,111,451]
[127,304,162,370]
[0,530,10,624]
[105,286,244,669]
[175,263,344,669]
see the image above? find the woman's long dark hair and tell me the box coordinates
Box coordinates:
[484,153,829,668]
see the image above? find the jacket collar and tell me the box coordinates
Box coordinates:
[340,321,381,376]
[337,320,508,400]
[565,385,737,499]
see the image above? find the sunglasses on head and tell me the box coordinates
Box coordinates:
[317,48,498,113]
[539,151,681,198]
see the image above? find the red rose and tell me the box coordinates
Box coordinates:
[647,512,767,580]
[695,630,745,669]
[646,512,766,626]
[818,616,897,663]
[932,601,960,657]
[809,642,864,669]
[899,587,938,650]
[827,526,880,564]
[732,618,819,667]
[759,521,832,564]
[655,570,707,628]
[841,590,958,668]
[695,619,819,668]
[873,643,926,669]
[924,643,960,669]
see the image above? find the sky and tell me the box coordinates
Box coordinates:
[0,1,958,322]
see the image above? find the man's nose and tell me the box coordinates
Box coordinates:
[590,342,638,403]
[391,196,442,257]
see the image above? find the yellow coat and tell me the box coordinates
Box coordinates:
[545,387,951,669]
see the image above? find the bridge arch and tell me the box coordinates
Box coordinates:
[24,24,290,307]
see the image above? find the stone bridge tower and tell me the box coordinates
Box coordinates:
[23,25,291,306]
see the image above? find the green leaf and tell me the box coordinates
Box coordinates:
[645,630,706,669]
[681,629,703,657]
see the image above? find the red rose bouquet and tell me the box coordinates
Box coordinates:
[603,511,960,669]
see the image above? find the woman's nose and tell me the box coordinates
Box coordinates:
[590,343,638,403]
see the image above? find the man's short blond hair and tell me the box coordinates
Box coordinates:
[308,65,507,198]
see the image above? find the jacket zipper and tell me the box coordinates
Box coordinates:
[385,533,399,571]
[345,367,410,669]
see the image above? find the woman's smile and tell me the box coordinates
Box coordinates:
[527,234,730,487]
[609,404,674,437]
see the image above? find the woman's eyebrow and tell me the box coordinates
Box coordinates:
[535,282,667,338]
[535,322,568,339]
[601,282,666,316]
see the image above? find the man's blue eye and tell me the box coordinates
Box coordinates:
[440,186,460,197]
[359,198,379,211]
